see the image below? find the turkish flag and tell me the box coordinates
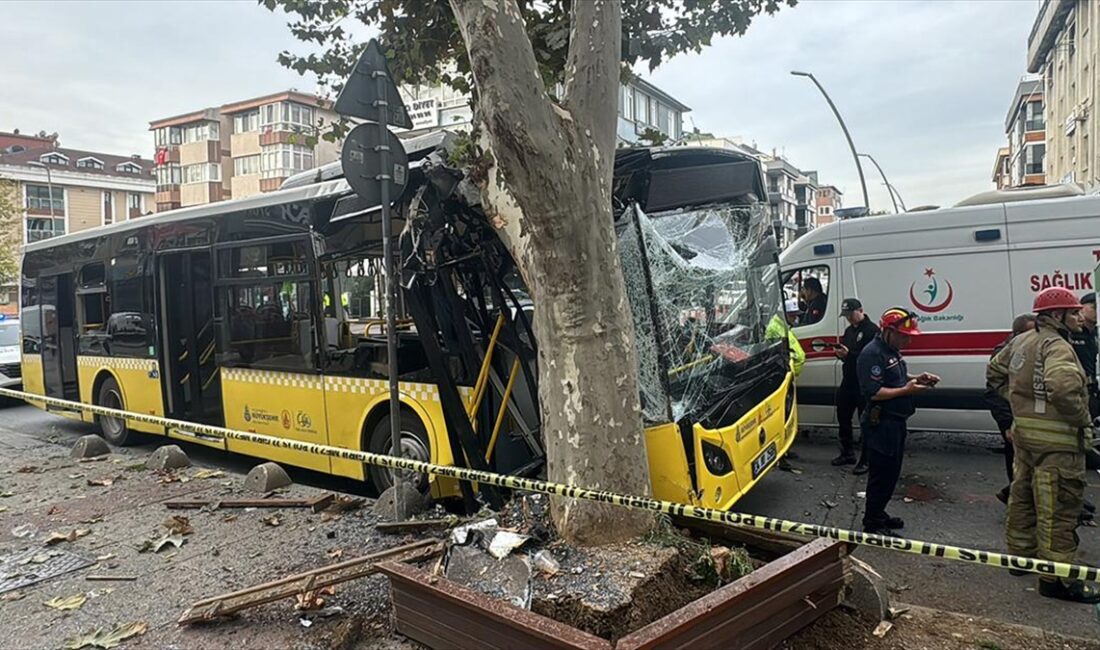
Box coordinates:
[154,148,168,166]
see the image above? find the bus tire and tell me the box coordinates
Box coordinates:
[367,412,431,494]
[95,377,135,446]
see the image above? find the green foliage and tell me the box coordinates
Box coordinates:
[636,127,669,147]
[0,179,21,283]
[264,0,795,104]
[645,514,753,587]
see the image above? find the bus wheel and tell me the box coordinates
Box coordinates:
[96,377,134,446]
[368,413,431,494]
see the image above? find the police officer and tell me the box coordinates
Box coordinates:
[856,307,937,536]
[832,298,879,469]
[987,287,1100,603]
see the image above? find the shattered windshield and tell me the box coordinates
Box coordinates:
[619,203,783,424]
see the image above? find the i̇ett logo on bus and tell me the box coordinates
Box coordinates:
[909,268,954,313]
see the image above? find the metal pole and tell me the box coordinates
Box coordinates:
[857,153,904,213]
[374,69,403,519]
[791,71,870,211]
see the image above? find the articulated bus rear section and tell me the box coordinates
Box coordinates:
[17,141,795,512]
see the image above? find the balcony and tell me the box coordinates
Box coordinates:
[156,187,180,205]
[260,128,315,147]
[1025,163,1044,175]
[1025,119,1045,132]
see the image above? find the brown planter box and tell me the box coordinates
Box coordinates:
[379,537,849,650]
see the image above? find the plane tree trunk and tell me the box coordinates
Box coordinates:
[449,0,654,544]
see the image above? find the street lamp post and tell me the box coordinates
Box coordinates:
[790,71,870,213]
[857,153,907,213]
[27,161,57,241]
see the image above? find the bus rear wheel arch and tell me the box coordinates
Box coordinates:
[366,410,431,495]
[94,375,136,446]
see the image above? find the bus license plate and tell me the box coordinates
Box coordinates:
[752,442,778,479]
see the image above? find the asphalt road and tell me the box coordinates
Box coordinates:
[2,400,1098,639]
[738,425,1100,640]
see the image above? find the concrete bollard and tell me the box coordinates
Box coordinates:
[244,462,292,493]
[146,445,192,471]
[843,556,892,623]
[70,435,111,459]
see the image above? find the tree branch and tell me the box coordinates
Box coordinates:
[562,0,621,164]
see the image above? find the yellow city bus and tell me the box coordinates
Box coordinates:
[19,138,795,510]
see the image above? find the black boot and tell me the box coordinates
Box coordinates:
[852,461,869,476]
[1084,499,1096,514]
[882,513,904,530]
[996,485,1010,505]
[832,452,856,466]
[1039,580,1100,604]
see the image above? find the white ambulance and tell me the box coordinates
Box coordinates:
[780,184,1099,433]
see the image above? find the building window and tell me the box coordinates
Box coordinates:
[115,161,143,174]
[656,103,671,135]
[233,110,260,134]
[624,87,635,123]
[261,144,314,179]
[633,92,648,124]
[156,164,182,187]
[25,184,64,213]
[39,153,68,166]
[1025,100,1045,131]
[234,155,261,176]
[260,102,316,133]
[103,191,113,225]
[1025,143,1046,175]
[183,163,222,184]
[26,217,65,242]
[127,193,142,213]
[182,122,220,143]
[154,126,182,147]
[77,157,104,170]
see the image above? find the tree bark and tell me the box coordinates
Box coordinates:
[450,0,654,544]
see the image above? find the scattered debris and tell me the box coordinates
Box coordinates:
[376,518,457,535]
[17,465,44,474]
[327,548,344,560]
[85,477,116,487]
[262,515,281,527]
[165,493,334,512]
[326,495,365,514]
[192,468,225,479]
[63,621,148,649]
[45,529,91,546]
[45,594,87,611]
[0,591,25,601]
[532,550,560,576]
[821,499,839,509]
[47,505,60,515]
[873,620,894,638]
[0,491,13,498]
[488,531,529,559]
[163,516,194,536]
[11,523,37,539]
[85,575,137,582]
[139,532,184,554]
[295,585,335,611]
[451,518,498,544]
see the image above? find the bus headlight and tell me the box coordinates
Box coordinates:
[701,440,733,476]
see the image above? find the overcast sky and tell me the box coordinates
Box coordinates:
[0,0,1038,209]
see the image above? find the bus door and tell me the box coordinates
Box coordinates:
[39,273,79,403]
[157,250,224,446]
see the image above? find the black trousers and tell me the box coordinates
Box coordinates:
[863,419,907,526]
[836,383,864,456]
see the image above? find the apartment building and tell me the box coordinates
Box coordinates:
[815,184,843,226]
[1027,0,1095,185]
[0,146,155,243]
[992,147,1012,189]
[1001,77,1046,187]
[0,130,57,154]
[149,91,340,211]
[399,75,690,145]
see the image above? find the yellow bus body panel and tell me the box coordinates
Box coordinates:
[75,356,165,435]
[644,422,696,504]
[20,354,46,408]
[220,368,332,473]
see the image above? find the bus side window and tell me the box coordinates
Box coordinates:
[77,263,109,354]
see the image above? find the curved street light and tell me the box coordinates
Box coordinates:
[790,71,870,213]
[857,153,907,213]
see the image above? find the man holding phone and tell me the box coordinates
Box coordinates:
[832,298,880,469]
[857,307,939,536]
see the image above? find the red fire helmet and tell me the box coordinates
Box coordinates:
[1032,287,1083,313]
[879,307,922,335]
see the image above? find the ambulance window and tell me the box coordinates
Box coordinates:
[781,266,830,327]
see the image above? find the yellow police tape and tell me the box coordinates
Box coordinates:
[3,386,1098,583]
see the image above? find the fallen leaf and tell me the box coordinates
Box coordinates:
[45,529,91,546]
[327,548,343,560]
[63,621,148,649]
[221,514,238,523]
[295,586,335,611]
[192,469,224,479]
[80,516,104,525]
[0,591,25,602]
[45,594,87,611]
[47,505,60,515]
[154,532,184,553]
[872,621,893,638]
[262,515,281,527]
[1,491,15,498]
[163,516,194,536]
[86,478,114,487]
[0,506,7,513]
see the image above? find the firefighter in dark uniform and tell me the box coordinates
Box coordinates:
[856,307,938,536]
[985,313,1036,504]
[832,298,880,470]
